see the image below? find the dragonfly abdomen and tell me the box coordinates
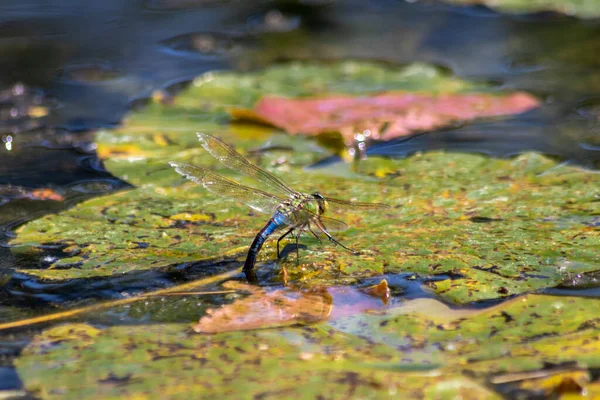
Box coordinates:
[243,212,288,283]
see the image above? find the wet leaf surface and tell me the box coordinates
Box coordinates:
[193,282,334,333]
[8,62,599,305]
[445,0,600,18]
[2,4,600,397]
[14,294,600,399]
[193,280,391,333]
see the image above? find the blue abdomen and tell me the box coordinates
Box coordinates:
[244,213,288,282]
[271,212,289,229]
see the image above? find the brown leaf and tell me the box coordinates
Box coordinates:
[359,279,390,305]
[193,283,333,333]
[514,369,590,396]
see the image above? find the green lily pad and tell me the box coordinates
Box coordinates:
[444,0,600,18]
[14,294,600,399]
[9,62,600,304]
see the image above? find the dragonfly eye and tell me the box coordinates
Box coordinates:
[312,193,328,214]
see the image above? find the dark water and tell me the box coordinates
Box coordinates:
[1,0,600,394]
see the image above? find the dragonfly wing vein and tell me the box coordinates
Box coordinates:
[326,197,391,213]
[316,216,349,232]
[197,132,297,197]
[169,162,283,214]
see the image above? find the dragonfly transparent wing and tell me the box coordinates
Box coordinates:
[170,162,284,214]
[317,216,348,232]
[197,133,297,197]
[298,207,349,233]
[325,197,391,213]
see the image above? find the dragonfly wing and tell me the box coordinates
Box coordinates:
[170,162,284,214]
[298,207,349,233]
[197,133,297,197]
[325,197,391,213]
[316,216,348,232]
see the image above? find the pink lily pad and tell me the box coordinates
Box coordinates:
[232,91,539,143]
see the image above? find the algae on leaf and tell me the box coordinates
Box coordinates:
[15,294,600,399]
[8,62,600,305]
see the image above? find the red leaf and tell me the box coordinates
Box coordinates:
[232,91,539,143]
[0,186,65,202]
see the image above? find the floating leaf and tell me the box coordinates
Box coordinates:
[516,369,590,397]
[194,280,393,333]
[444,0,600,18]
[15,294,600,399]
[7,62,599,305]
[358,279,390,304]
[194,282,333,333]
[232,92,539,143]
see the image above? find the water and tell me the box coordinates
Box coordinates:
[1,0,600,394]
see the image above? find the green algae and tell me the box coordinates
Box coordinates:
[8,62,599,305]
[14,294,600,399]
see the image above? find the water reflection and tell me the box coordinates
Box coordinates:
[368,114,600,169]
[1,0,599,164]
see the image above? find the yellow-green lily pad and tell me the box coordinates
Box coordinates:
[444,0,600,18]
[8,62,600,305]
[14,294,600,399]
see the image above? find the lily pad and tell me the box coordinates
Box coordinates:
[14,294,600,399]
[8,62,600,304]
[444,0,600,18]
[232,92,539,143]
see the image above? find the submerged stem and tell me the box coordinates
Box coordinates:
[0,267,242,331]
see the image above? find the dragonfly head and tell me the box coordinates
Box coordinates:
[311,192,329,215]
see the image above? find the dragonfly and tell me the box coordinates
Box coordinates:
[170,133,389,283]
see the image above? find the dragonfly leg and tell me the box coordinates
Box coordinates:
[326,234,358,255]
[294,225,308,265]
[276,228,295,259]
[313,219,358,255]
